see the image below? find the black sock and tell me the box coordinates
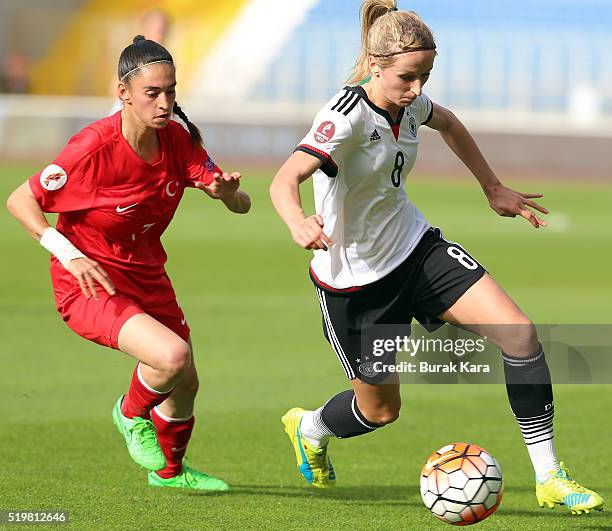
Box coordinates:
[320,389,379,438]
[503,345,555,444]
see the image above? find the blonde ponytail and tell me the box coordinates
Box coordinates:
[347,0,436,85]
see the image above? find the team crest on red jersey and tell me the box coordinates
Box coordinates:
[165,180,179,197]
[314,121,336,143]
[40,164,67,191]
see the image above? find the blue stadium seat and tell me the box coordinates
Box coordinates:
[249,0,612,116]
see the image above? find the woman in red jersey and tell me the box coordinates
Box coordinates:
[6,36,250,491]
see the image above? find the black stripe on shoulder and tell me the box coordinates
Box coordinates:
[294,145,338,178]
[331,90,350,111]
[336,91,357,113]
[342,92,361,116]
[423,100,434,125]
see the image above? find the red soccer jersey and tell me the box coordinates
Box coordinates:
[29,111,222,308]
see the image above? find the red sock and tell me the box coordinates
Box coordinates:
[151,407,195,478]
[121,363,173,419]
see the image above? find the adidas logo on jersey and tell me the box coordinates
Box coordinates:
[370,129,381,141]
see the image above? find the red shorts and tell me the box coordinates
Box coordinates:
[56,290,190,350]
[48,257,190,349]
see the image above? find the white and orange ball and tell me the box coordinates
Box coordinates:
[420,443,503,526]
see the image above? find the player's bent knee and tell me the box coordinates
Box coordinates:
[498,317,539,357]
[361,403,401,426]
[160,339,192,378]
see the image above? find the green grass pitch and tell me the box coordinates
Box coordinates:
[1,163,611,529]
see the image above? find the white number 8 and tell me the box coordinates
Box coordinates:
[447,246,478,270]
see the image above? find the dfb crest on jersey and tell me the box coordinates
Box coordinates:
[314,121,336,143]
[409,115,417,138]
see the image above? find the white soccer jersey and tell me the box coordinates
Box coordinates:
[296,85,434,291]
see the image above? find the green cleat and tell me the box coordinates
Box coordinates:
[112,395,166,471]
[536,462,605,515]
[148,462,229,491]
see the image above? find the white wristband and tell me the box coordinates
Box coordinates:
[39,227,86,269]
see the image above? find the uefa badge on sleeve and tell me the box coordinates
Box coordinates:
[40,164,67,191]
[314,121,336,143]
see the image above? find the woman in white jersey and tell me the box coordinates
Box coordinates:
[269,0,603,515]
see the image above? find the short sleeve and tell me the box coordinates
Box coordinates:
[410,93,434,127]
[173,125,222,188]
[28,128,99,213]
[294,108,353,178]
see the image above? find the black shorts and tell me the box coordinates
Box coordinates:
[313,227,487,383]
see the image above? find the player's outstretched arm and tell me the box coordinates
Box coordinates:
[269,151,332,251]
[6,181,116,299]
[426,103,549,229]
[195,172,251,214]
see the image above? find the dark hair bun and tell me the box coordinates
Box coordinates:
[132,35,146,44]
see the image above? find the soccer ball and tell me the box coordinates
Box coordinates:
[420,443,503,526]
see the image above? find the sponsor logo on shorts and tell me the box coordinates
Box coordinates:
[314,121,336,143]
[40,164,67,191]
